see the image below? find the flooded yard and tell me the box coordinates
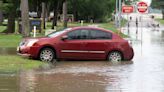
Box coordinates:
[1,15,164,92]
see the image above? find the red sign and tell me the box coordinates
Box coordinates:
[137,2,148,13]
[122,6,134,13]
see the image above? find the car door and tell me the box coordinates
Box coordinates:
[85,29,113,59]
[58,29,90,60]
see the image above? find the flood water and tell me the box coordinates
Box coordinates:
[1,14,164,92]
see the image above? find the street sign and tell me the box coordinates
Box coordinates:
[137,2,148,13]
[122,6,134,13]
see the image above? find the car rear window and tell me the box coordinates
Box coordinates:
[90,30,112,39]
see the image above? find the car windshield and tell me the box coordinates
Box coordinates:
[47,28,72,38]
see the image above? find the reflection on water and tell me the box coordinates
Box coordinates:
[0,75,19,92]
[0,61,134,92]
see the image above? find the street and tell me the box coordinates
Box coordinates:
[1,13,164,92]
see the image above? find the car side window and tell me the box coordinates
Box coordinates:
[67,30,89,40]
[90,30,112,39]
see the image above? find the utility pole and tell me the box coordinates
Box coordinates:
[63,0,67,28]
[115,0,122,28]
[21,0,30,37]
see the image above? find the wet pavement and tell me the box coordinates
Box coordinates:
[1,14,164,92]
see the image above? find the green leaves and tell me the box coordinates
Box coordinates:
[0,3,13,12]
[69,0,115,22]
[0,0,19,13]
[151,0,164,8]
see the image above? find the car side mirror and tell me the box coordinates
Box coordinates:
[61,35,68,41]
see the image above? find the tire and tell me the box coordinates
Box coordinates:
[39,48,55,62]
[108,51,122,62]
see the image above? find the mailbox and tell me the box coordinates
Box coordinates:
[30,19,42,33]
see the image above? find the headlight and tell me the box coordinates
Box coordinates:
[124,38,132,46]
[128,40,132,46]
[26,39,38,47]
[19,41,26,46]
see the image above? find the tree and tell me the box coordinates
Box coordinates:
[63,0,67,28]
[0,0,19,33]
[0,1,3,25]
[50,0,63,29]
[151,0,164,20]
[68,0,115,22]
[41,2,46,29]
[21,0,30,37]
[0,11,3,25]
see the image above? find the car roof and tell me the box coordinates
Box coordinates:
[69,26,114,33]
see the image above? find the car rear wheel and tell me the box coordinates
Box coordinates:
[39,48,55,62]
[108,51,122,62]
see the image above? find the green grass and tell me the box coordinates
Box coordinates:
[0,55,47,73]
[0,34,22,47]
[156,19,164,25]
[0,20,18,33]
[0,25,6,33]
[121,19,128,27]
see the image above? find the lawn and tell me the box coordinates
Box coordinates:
[0,55,47,73]
[0,34,22,47]
[156,19,164,25]
[0,25,6,33]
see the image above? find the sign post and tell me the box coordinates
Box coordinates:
[137,2,148,55]
[122,5,134,35]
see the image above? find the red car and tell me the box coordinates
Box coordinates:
[17,27,134,62]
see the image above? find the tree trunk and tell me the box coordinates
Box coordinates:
[42,2,46,29]
[0,11,3,25]
[6,11,15,33]
[37,0,42,18]
[0,1,3,25]
[74,11,78,22]
[63,0,67,28]
[70,0,78,22]
[52,1,60,29]
[21,0,30,37]
[162,9,164,20]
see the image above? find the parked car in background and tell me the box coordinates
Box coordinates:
[17,27,134,62]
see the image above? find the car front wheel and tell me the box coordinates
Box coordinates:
[108,51,122,62]
[39,48,55,62]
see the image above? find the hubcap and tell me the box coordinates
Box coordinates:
[40,49,54,62]
[109,52,122,62]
